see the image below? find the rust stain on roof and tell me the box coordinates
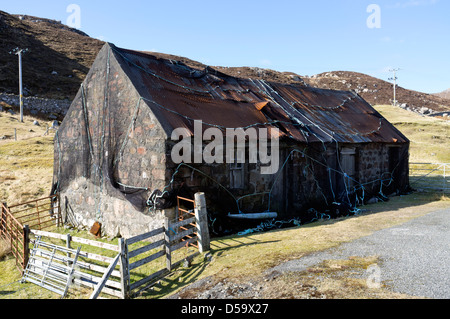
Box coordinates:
[113,45,409,145]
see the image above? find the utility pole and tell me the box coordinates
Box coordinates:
[388,68,400,107]
[9,47,28,123]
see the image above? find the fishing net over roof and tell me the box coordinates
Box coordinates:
[112,44,408,145]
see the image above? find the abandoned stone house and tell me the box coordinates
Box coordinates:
[52,43,410,238]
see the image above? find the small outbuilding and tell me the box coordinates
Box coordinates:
[52,43,410,237]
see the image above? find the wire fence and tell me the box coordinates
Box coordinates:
[409,163,450,194]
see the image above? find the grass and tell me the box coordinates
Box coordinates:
[0,109,56,204]
[374,104,450,163]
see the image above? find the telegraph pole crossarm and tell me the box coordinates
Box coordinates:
[388,68,400,107]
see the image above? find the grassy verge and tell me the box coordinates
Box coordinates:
[374,104,450,163]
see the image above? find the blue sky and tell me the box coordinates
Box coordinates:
[2,0,449,93]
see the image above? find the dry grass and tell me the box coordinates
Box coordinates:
[374,105,450,163]
[0,110,55,204]
[0,239,12,261]
[262,255,417,299]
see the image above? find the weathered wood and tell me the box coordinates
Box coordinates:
[169,217,196,230]
[126,227,164,245]
[170,227,196,243]
[129,250,165,271]
[22,225,30,270]
[128,239,165,259]
[165,219,171,272]
[70,236,119,252]
[89,253,121,299]
[118,238,129,299]
[73,257,121,278]
[129,268,169,292]
[171,236,198,252]
[195,192,210,253]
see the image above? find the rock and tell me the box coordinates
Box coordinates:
[51,120,60,128]
[33,120,40,126]
[8,109,15,115]
[204,252,213,262]
[51,71,58,75]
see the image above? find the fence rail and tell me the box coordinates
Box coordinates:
[1,192,210,299]
[409,163,450,193]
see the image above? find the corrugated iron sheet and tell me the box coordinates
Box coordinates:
[113,46,408,145]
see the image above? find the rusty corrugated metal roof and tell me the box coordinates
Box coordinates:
[112,45,408,145]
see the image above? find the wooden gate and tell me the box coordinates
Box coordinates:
[0,194,62,272]
[1,202,29,271]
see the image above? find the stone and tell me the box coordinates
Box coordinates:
[33,120,40,126]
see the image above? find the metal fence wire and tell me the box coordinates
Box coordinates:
[409,163,450,194]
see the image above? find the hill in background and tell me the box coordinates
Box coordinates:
[435,88,450,100]
[0,10,104,99]
[0,10,449,118]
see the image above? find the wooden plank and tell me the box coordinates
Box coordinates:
[129,268,169,292]
[171,236,198,252]
[75,260,121,279]
[169,217,196,230]
[170,227,196,243]
[78,250,115,264]
[128,239,165,259]
[129,250,165,271]
[70,236,119,252]
[126,227,164,245]
[90,253,121,299]
[30,229,65,240]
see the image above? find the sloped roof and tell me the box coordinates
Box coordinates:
[110,43,408,144]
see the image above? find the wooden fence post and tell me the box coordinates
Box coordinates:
[66,233,72,265]
[118,238,130,299]
[194,192,210,253]
[165,218,172,272]
[22,225,30,271]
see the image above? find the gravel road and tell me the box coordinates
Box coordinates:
[271,208,450,299]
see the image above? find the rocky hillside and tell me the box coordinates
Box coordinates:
[303,71,450,116]
[435,88,450,100]
[0,10,104,99]
[1,10,449,118]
